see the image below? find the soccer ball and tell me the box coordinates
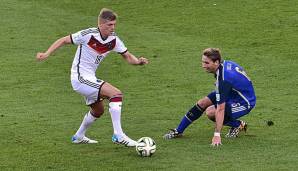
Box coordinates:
[135,137,156,157]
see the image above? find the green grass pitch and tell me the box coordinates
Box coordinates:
[1,0,298,170]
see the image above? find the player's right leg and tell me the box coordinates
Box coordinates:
[70,77,105,144]
[163,95,213,139]
[100,82,137,147]
[72,100,105,144]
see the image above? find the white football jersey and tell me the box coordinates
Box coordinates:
[70,27,127,80]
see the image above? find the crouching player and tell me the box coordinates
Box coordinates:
[163,48,256,146]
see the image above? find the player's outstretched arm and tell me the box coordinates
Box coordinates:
[121,51,149,65]
[36,35,72,61]
[211,102,225,147]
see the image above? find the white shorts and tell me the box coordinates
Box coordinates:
[71,75,105,105]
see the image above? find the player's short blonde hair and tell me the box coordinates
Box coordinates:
[203,48,222,62]
[98,8,117,23]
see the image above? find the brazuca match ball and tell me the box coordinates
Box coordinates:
[135,137,156,157]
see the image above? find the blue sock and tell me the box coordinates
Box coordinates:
[176,104,204,133]
[224,120,241,128]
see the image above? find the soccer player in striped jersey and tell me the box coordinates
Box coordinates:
[36,8,149,146]
[164,48,256,146]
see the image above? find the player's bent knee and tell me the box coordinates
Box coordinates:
[100,82,122,99]
[90,102,105,118]
[197,98,212,109]
[109,93,123,102]
[205,106,215,121]
[91,108,104,118]
[206,112,215,121]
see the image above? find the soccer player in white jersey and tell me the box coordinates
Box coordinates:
[36,8,149,146]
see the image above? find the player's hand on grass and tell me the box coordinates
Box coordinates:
[36,52,49,61]
[211,135,222,147]
[138,57,149,65]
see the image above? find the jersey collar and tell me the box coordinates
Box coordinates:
[98,28,108,41]
[214,63,223,78]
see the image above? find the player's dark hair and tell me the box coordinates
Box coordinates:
[99,8,117,22]
[203,48,222,63]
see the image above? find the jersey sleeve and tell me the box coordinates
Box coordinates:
[70,29,90,45]
[216,80,232,104]
[113,37,128,54]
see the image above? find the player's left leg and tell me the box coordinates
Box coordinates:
[100,82,137,147]
[224,103,253,138]
[205,103,249,138]
[100,82,125,136]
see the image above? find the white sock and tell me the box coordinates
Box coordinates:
[74,111,97,139]
[109,102,124,136]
